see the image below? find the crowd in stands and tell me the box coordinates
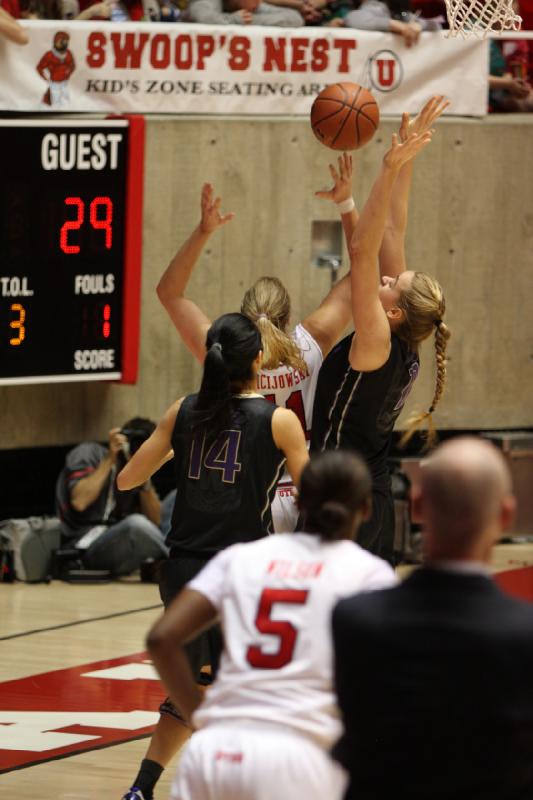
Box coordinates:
[1,0,533,111]
[0,0,447,28]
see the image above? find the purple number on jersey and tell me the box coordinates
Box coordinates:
[188,430,242,484]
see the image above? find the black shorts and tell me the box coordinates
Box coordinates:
[158,550,223,683]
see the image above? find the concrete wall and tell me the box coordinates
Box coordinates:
[1,114,532,449]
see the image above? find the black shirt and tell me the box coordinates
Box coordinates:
[55,441,141,541]
[168,394,285,554]
[310,333,419,487]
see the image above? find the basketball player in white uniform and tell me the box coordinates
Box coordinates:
[255,322,322,530]
[157,168,359,531]
[147,451,397,800]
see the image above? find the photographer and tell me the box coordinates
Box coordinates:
[55,418,168,576]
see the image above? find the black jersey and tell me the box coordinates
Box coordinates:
[311,333,419,487]
[168,394,285,555]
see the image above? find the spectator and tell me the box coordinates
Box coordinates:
[490,41,533,111]
[0,2,29,42]
[188,0,304,27]
[59,0,155,20]
[332,436,533,800]
[55,418,168,576]
[344,0,441,45]
[489,5,533,112]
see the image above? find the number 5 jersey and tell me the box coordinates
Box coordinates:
[167,394,286,555]
[187,532,396,748]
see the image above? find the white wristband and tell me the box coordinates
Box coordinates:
[336,197,355,215]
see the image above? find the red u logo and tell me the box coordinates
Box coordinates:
[376,59,396,88]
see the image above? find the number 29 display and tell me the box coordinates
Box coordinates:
[0,119,144,385]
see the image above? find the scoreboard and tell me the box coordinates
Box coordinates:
[0,118,144,385]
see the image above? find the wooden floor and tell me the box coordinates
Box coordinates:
[1,580,175,799]
[3,543,533,799]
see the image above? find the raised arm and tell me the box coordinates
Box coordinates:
[117,401,180,490]
[157,184,234,363]
[348,132,432,373]
[379,96,449,280]
[302,154,359,357]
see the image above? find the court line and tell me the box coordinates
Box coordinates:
[0,604,162,641]
[0,732,152,775]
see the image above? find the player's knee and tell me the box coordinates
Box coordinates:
[126,513,159,535]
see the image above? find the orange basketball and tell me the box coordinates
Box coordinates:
[310,82,380,151]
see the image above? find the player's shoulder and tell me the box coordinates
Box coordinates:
[230,533,303,565]
[328,540,397,587]
[292,324,323,366]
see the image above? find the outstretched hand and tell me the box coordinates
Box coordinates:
[399,95,449,142]
[315,153,354,204]
[384,131,432,171]
[200,183,235,235]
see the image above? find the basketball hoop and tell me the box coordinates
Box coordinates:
[444,0,522,37]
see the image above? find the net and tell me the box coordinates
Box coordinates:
[444,0,522,37]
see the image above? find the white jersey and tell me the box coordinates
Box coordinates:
[188,532,396,749]
[256,323,322,464]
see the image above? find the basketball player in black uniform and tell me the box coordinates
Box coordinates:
[312,98,451,565]
[117,312,308,800]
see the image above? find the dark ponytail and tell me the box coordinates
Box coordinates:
[191,312,262,441]
[298,451,372,542]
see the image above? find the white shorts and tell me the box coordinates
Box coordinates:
[271,483,298,533]
[171,722,347,800]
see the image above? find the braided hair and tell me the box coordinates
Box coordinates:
[394,272,451,447]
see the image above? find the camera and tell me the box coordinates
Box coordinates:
[119,418,156,460]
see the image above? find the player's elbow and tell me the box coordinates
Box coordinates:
[156,279,173,307]
[146,620,179,656]
[116,469,134,492]
[146,623,166,656]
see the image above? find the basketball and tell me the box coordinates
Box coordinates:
[310,82,380,151]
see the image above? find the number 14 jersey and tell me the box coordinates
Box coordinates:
[189,532,396,748]
[168,395,285,554]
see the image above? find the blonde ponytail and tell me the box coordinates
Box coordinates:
[241,277,307,372]
[400,320,451,448]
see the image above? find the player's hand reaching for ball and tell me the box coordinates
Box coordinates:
[315,153,354,204]
[400,95,449,142]
[384,131,432,171]
[200,183,235,235]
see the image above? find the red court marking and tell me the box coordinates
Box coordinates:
[0,652,165,773]
[495,565,533,603]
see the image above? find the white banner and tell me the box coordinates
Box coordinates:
[0,21,488,115]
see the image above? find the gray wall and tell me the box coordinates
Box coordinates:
[1,114,532,449]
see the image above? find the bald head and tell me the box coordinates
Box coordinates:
[419,437,515,559]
